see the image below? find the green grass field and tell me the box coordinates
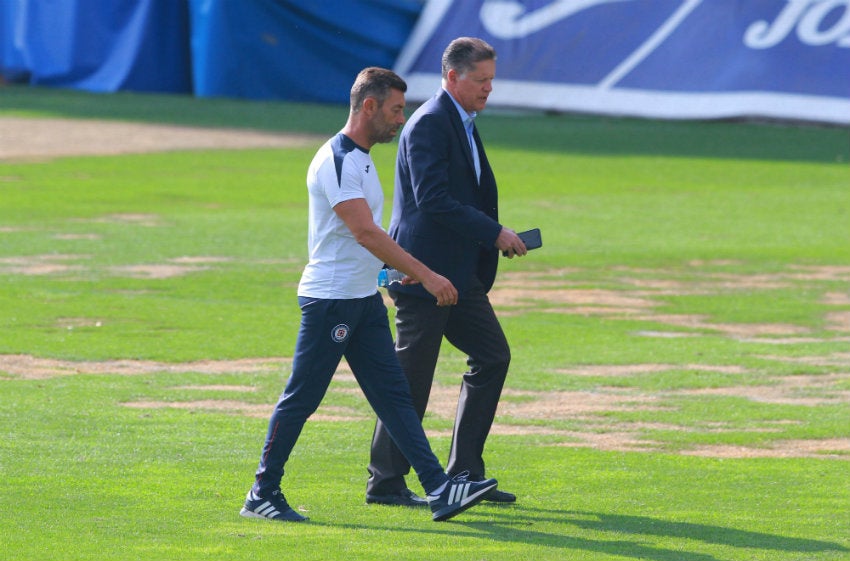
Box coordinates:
[1,85,849,560]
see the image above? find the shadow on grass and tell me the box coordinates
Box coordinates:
[315,507,847,561]
[560,510,848,553]
[2,84,848,164]
[460,507,849,559]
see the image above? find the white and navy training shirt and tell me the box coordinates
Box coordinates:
[298,133,384,299]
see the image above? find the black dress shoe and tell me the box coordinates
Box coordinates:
[484,488,516,503]
[366,488,428,507]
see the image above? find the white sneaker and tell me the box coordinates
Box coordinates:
[427,474,497,521]
[239,489,308,522]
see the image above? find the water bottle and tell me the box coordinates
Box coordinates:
[377,268,405,287]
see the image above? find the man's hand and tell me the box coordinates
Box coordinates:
[495,227,528,258]
[420,272,458,306]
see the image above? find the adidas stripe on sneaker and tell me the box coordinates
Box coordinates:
[427,475,497,522]
[239,489,308,522]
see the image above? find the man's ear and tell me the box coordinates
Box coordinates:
[362,96,378,115]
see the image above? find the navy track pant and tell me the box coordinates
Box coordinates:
[252,292,447,496]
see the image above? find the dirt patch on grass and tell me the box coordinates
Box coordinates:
[122,400,365,422]
[490,266,850,341]
[557,364,748,377]
[760,352,850,368]
[825,311,850,332]
[0,254,88,276]
[493,287,656,312]
[0,252,235,280]
[0,354,289,380]
[108,264,211,279]
[4,353,849,459]
[80,213,164,226]
[0,116,322,161]
[123,399,272,417]
[678,373,850,406]
[170,384,257,392]
[682,439,850,459]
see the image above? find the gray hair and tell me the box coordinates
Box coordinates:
[350,67,407,112]
[441,37,496,79]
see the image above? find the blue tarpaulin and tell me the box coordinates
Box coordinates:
[0,2,27,82]
[0,0,422,101]
[189,0,423,102]
[0,0,192,93]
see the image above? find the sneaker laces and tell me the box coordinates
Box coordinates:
[450,470,471,482]
[428,471,474,501]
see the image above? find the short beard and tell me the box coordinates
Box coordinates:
[369,115,396,145]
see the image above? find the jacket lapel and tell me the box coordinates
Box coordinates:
[439,91,478,178]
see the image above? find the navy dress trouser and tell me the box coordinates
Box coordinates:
[367,280,510,495]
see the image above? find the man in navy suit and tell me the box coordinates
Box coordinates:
[366,37,528,507]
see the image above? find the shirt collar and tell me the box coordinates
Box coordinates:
[443,88,477,128]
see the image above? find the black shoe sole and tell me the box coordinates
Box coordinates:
[484,489,516,503]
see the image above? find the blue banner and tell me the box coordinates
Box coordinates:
[396,0,850,125]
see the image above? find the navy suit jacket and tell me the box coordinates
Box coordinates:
[388,89,502,298]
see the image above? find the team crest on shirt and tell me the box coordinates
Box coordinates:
[331,324,350,343]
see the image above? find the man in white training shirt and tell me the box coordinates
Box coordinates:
[239,67,498,523]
